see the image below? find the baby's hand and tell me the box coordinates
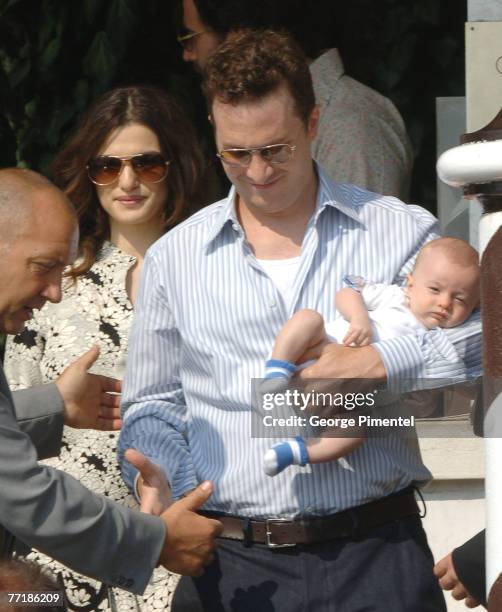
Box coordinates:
[342,317,373,347]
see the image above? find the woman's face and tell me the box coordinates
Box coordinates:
[93,123,169,229]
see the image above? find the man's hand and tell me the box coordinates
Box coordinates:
[124,449,173,515]
[434,553,480,608]
[293,344,386,419]
[158,481,223,576]
[298,343,386,382]
[55,346,122,430]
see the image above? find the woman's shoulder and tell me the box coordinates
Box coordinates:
[94,241,136,267]
[68,242,134,290]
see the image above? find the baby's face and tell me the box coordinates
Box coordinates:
[407,253,479,329]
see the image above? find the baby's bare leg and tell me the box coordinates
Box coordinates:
[263,434,363,476]
[306,435,364,463]
[271,309,326,363]
[263,310,334,476]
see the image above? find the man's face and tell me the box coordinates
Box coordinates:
[0,192,78,335]
[407,252,479,330]
[181,0,221,71]
[212,86,319,217]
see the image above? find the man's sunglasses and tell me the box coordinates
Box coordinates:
[217,144,297,168]
[87,153,170,186]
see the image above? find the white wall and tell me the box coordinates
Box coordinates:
[420,435,485,611]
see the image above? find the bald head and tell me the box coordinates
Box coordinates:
[0,168,78,334]
[414,237,479,273]
[0,168,76,252]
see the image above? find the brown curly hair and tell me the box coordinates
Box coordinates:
[51,86,205,278]
[202,29,315,126]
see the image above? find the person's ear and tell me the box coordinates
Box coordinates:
[406,274,414,288]
[307,105,320,140]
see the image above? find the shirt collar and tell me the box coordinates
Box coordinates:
[204,163,364,249]
[310,48,345,107]
[204,186,241,248]
[315,165,366,224]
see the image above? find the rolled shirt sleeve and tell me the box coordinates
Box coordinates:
[118,251,198,500]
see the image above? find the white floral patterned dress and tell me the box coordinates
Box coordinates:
[4,242,179,611]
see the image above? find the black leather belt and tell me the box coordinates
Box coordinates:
[202,487,419,548]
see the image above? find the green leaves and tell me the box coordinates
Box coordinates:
[83,31,117,84]
[0,0,182,172]
[0,0,465,216]
[39,36,61,72]
[106,0,138,51]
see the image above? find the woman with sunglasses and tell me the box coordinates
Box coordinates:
[4,85,205,611]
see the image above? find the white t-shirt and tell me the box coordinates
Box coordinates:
[257,256,300,311]
[325,282,427,342]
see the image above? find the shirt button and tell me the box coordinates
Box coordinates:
[269,299,277,308]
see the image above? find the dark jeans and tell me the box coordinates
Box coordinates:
[171,515,446,612]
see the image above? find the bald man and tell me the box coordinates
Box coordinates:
[0,169,123,456]
[0,169,222,592]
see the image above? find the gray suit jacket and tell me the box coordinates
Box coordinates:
[12,382,64,460]
[0,365,165,594]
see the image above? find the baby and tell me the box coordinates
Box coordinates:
[263,237,480,476]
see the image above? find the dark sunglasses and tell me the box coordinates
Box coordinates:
[87,153,170,186]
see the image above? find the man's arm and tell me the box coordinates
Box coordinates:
[302,214,481,392]
[434,530,486,608]
[451,530,486,607]
[300,307,481,393]
[12,383,64,459]
[5,320,63,457]
[118,250,197,500]
[1,395,221,591]
[299,344,386,381]
[373,309,482,392]
[0,373,163,593]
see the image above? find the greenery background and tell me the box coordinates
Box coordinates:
[1,0,466,208]
[0,0,467,353]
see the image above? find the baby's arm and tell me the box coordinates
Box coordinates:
[335,287,373,346]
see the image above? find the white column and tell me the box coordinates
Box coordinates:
[437,141,502,602]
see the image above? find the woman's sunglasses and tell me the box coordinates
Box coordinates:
[87,152,170,186]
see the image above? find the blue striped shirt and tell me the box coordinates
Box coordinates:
[119,166,481,518]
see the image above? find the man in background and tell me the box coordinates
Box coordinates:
[178,0,413,199]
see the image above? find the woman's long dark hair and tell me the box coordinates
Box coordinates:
[52,85,205,277]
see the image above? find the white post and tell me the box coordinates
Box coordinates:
[434,1,502,604]
[438,136,502,605]
[479,214,502,596]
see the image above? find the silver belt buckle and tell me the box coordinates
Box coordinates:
[265,518,297,548]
